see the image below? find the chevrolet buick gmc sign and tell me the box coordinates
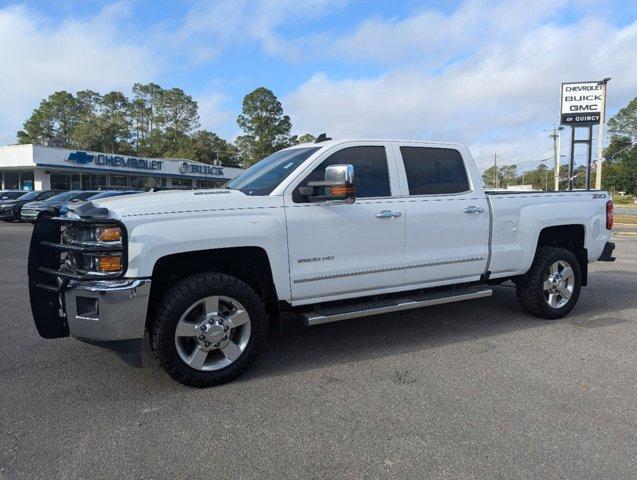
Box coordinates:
[560,81,604,125]
[67,151,163,171]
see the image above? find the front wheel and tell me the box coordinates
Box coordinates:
[150,273,268,387]
[515,247,582,320]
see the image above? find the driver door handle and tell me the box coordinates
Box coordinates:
[376,210,402,219]
[464,206,484,214]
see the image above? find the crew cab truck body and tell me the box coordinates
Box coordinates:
[28,139,615,386]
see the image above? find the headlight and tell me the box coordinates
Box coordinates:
[55,222,126,278]
[62,223,122,247]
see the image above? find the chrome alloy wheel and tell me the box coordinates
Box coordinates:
[174,295,251,371]
[543,260,575,309]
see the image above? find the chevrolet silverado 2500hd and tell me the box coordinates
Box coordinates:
[28,138,616,387]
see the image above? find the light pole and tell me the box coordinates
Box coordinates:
[595,78,611,190]
[549,126,564,191]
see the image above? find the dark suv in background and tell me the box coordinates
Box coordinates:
[0,190,62,222]
[20,191,98,222]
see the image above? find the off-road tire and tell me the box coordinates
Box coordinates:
[515,246,582,320]
[150,272,267,387]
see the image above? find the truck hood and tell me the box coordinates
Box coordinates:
[90,189,281,219]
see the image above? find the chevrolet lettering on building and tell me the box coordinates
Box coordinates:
[67,151,163,171]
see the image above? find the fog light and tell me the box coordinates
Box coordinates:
[98,255,122,272]
[97,226,121,242]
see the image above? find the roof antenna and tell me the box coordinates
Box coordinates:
[315,133,332,143]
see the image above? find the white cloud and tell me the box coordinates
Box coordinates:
[173,0,345,63]
[284,5,637,170]
[0,3,161,144]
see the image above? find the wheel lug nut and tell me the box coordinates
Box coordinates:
[200,325,207,331]
[223,326,229,331]
[223,335,228,340]
[214,343,220,348]
[199,334,205,340]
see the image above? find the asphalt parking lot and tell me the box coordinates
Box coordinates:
[0,222,635,480]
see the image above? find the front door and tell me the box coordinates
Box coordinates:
[285,143,405,304]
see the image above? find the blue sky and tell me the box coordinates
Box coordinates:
[1,0,636,170]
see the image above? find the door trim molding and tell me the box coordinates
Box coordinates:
[293,256,486,284]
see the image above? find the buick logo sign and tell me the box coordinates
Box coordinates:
[178,162,224,176]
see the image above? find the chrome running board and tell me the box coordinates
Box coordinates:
[300,287,493,326]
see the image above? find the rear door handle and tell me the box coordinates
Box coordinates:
[464,206,484,214]
[376,210,402,219]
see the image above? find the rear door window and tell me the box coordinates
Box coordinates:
[400,147,470,195]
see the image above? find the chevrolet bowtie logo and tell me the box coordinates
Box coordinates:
[67,151,95,164]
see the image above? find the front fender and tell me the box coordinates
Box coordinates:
[121,209,291,301]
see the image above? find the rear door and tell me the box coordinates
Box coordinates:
[284,143,405,304]
[394,143,489,286]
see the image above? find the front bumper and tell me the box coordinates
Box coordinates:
[65,279,151,341]
[28,218,147,366]
[20,208,41,221]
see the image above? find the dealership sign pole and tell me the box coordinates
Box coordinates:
[560,80,609,190]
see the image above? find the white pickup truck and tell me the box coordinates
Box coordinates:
[28,137,616,387]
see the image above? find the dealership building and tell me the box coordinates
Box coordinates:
[0,144,244,191]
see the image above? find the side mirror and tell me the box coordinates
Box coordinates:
[300,164,356,203]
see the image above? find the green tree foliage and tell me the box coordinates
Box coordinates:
[481,164,518,188]
[175,130,240,167]
[236,87,292,166]
[295,133,317,144]
[18,91,80,146]
[607,97,637,141]
[16,84,238,166]
[599,97,637,195]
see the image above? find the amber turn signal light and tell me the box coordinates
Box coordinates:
[330,185,354,196]
[97,226,121,242]
[98,255,122,272]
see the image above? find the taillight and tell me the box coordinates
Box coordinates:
[606,200,613,230]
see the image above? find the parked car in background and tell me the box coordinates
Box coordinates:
[0,190,62,222]
[20,191,99,222]
[1,191,29,221]
[60,190,142,217]
[0,190,26,200]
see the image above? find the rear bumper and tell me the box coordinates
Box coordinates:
[598,242,616,262]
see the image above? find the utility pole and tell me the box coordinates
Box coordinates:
[549,125,564,191]
[595,78,611,190]
[493,153,498,188]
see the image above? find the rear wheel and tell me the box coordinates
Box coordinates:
[150,273,268,387]
[515,247,582,319]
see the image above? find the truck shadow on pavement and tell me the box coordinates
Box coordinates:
[191,275,632,384]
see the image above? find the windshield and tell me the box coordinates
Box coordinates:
[37,191,61,201]
[73,191,99,201]
[17,191,40,201]
[227,147,321,195]
[43,191,82,204]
